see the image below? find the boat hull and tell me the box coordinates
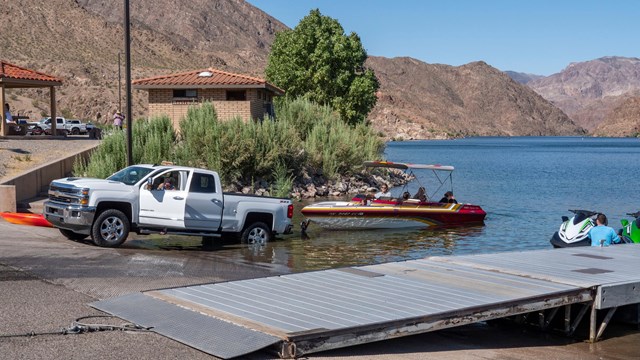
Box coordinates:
[301,201,486,230]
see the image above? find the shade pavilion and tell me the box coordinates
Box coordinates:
[0,60,63,136]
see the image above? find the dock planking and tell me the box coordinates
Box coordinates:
[93,245,640,359]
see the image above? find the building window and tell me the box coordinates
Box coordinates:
[173,89,197,98]
[226,90,246,101]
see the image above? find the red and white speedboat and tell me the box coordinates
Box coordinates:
[301,161,486,230]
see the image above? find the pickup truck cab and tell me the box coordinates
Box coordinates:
[44,165,294,247]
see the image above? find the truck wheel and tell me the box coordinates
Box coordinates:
[91,209,130,247]
[241,222,271,245]
[71,127,80,135]
[59,228,88,241]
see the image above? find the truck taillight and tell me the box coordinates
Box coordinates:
[287,204,293,218]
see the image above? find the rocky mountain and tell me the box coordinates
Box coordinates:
[528,56,640,132]
[0,0,585,138]
[365,57,584,139]
[504,71,543,84]
[592,96,640,137]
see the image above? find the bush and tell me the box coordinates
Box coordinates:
[304,111,384,179]
[75,98,385,194]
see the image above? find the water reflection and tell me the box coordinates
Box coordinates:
[124,199,487,273]
[275,224,486,271]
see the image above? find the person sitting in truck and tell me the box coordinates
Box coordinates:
[157,176,175,190]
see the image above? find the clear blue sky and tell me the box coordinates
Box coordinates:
[246,0,639,75]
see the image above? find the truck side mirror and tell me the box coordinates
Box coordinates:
[145,177,153,190]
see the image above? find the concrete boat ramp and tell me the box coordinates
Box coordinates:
[93,245,640,359]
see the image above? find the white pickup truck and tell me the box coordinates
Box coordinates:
[31,117,88,135]
[43,165,294,247]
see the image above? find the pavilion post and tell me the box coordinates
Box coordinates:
[49,86,57,136]
[0,85,6,136]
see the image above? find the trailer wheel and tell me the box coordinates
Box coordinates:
[59,228,88,241]
[91,209,129,247]
[241,222,271,245]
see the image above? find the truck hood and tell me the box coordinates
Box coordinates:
[53,177,135,191]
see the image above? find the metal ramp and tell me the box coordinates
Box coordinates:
[92,245,640,359]
[94,293,281,359]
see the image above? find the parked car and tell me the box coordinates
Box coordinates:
[43,164,294,247]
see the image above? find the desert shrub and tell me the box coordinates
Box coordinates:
[132,115,176,164]
[175,103,304,184]
[73,116,177,178]
[304,112,384,179]
[272,97,335,141]
[73,129,127,178]
[270,160,295,198]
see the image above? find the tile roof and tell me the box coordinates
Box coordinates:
[133,67,284,95]
[0,60,63,84]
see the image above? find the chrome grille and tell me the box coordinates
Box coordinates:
[48,195,75,203]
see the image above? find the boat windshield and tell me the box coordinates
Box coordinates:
[107,166,154,185]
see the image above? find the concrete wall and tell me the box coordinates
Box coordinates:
[0,145,98,209]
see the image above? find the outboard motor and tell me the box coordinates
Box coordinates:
[550,209,598,248]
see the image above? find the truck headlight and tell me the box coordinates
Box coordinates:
[80,188,90,205]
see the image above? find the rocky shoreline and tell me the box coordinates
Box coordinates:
[237,167,414,199]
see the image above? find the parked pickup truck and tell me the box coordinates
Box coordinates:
[31,117,88,135]
[43,165,294,247]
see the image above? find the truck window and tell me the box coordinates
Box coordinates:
[107,166,154,185]
[189,173,216,193]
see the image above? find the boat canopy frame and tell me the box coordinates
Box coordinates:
[364,161,454,201]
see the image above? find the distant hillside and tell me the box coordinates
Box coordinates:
[592,96,640,137]
[528,56,640,132]
[505,71,543,84]
[0,0,603,139]
[0,0,285,122]
[366,57,585,139]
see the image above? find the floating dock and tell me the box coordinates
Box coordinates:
[93,245,640,359]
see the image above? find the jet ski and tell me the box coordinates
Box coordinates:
[550,209,597,248]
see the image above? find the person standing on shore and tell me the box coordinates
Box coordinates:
[113,110,124,130]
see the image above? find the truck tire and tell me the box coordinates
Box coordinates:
[71,127,80,135]
[241,222,271,245]
[91,209,130,247]
[59,228,88,241]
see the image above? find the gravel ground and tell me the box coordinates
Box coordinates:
[0,136,101,181]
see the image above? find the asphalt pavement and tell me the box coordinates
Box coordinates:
[1,218,639,359]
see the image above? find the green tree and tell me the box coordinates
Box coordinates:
[266,9,379,125]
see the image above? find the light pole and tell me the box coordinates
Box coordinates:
[118,52,122,112]
[124,0,133,166]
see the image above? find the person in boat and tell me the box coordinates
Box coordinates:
[413,187,427,202]
[588,213,621,246]
[439,191,458,204]
[374,184,391,199]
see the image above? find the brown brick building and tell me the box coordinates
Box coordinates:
[133,68,285,128]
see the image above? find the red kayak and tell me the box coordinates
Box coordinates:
[0,212,53,227]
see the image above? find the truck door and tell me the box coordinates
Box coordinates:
[184,171,223,231]
[139,170,188,229]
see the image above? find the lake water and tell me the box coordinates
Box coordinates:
[158,137,640,272]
